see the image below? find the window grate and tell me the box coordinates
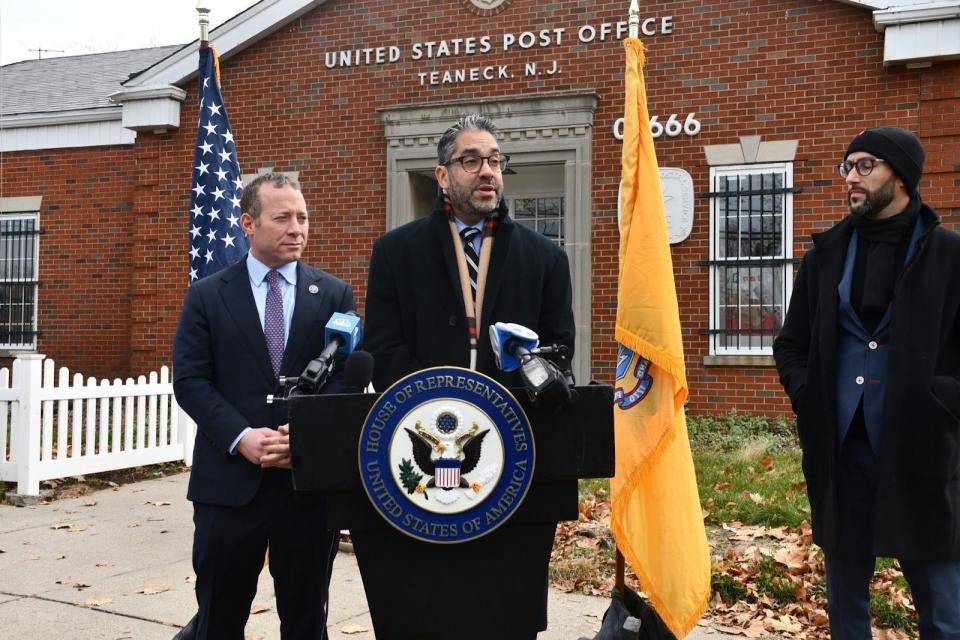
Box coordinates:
[1,215,40,349]
[705,166,794,356]
[699,186,802,198]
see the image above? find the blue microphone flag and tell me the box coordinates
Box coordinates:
[324,312,361,354]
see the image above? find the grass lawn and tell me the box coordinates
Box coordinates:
[559,412,917,638]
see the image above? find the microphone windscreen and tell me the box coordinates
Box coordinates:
[344,350,374,391]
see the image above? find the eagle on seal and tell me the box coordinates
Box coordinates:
[404,426,489,490]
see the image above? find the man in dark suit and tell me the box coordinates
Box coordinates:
[173,173,355,639]
[774,127,960,639]
[359,114,575,639]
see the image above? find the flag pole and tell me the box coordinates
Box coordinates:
[615,0,641,597]
[197,0,210,49]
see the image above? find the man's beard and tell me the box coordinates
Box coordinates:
[447,179,501,217]
[848,177,896,218]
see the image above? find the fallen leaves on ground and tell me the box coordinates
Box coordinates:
[84,597,113,607]
[551,500,917,638]
[56,576,88,588]
[135,586,169,595]
[250,602,271,614]
[341,624,370,634]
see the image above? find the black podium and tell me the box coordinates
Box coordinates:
[289,384,614,640]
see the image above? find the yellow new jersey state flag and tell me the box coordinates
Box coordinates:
[611,38,711,639]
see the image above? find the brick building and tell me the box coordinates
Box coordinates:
[0,0,957,415]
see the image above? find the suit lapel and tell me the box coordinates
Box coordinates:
[218,261,275,385]
[836,232,868,335]
[283,264,326,373]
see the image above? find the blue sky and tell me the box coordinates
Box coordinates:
[0,0,258,65]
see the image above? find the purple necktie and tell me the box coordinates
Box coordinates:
[264,269,285,378]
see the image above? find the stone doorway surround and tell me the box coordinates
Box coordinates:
[378,91,598,382]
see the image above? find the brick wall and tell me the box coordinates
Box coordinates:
[0,146,137,378]
[2,0,957,416]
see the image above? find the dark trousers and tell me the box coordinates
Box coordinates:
[350,521,556,640]
[825,428,960,639]
[192,469,339,640]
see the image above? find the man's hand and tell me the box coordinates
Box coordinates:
[235,426,290,468]
[260,424,292,469]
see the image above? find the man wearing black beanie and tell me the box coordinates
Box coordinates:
[775,126,960,639]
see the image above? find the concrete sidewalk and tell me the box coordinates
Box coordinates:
[0,473,730,639]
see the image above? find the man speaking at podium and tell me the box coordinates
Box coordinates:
[173,173,355,638]
[362,114,575,639]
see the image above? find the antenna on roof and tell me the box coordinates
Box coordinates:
[197,0,211,49]
[28,48,65,60]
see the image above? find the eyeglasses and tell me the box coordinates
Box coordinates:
[447,154,510,174]
[839,157,886,179]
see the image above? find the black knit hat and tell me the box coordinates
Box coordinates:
[845,126,925,195]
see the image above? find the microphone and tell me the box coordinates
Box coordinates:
[490,322,539,373]
[489,322,571,406]
[291,311,362,396]
[343,350,374,393]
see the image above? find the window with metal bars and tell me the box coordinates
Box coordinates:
[0,214,40,350]
[704,164,795,356]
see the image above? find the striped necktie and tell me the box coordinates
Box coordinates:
[460,227,480,298]
[264,269,285,378]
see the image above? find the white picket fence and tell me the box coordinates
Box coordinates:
[0,353,195,497]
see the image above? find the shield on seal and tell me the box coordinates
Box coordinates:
[434,458,461,488]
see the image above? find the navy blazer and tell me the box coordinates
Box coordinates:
[173,258,355,507]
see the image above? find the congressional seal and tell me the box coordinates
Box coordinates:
[358,366,535,544]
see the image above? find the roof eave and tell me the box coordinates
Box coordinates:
[0,107,121,129]
[874,2,960,31]
[123,0,327,89]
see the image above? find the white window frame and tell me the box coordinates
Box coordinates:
[0,211,40,351]
[708,162,794,356]
[507,193,566,247]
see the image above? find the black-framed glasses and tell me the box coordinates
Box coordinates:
[839,157,886,179]
[447,154,510,173]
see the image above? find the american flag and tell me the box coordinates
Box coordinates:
[188,46,249,282]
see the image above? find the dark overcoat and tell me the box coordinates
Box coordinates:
[364,205,575,390]
[773,203,960,560]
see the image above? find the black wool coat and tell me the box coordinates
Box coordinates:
[364,204,575,391]
[774,203,960,560]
